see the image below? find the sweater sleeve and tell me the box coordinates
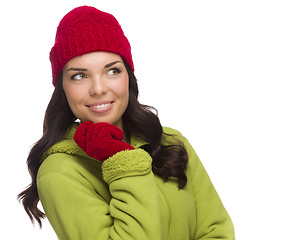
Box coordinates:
[102,149,163,239]
[37,149,163,240]
[182,136,235,239]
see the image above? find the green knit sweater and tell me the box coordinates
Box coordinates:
[37,123,234,239]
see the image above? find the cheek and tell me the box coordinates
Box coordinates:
[65,88,78,105]
[115,77,130,106]
[63,84,85,113]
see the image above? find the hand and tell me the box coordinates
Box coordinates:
[74,121,135,161]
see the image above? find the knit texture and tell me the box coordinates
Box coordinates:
[50,6,134,85]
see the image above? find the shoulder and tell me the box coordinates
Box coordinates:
[162,126,198,162]
[163,126,182,135]
[163,126,190,143]
[38,153,79,178]
[163,126,192,147]
[37,153,103,186]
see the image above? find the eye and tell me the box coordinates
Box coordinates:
[107,68,121,75]
[71,72,86,80]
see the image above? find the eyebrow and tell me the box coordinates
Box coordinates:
[67,68,87,72]
[67,61,122,72]
[104,61,122,68]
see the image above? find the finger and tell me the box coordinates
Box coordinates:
[74,121,93,150]
[108,125,124,141]
[96,123,124,140]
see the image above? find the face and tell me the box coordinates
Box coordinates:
[62,52,129,130]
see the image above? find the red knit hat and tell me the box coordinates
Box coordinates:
[50,6,134,86]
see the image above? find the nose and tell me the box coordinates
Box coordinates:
[89,76,107,96]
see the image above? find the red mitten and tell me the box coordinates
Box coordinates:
[74,121,135,161]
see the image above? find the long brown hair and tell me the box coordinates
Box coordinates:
[18,62,188,227]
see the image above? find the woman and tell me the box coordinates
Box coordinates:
[18,6,234,239]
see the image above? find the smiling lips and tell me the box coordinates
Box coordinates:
[87,101,114,113]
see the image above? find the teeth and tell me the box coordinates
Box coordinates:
[93,103,111,108]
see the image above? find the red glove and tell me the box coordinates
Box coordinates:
[74,121,135,161]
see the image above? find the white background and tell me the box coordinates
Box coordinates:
[1,0,280,239]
